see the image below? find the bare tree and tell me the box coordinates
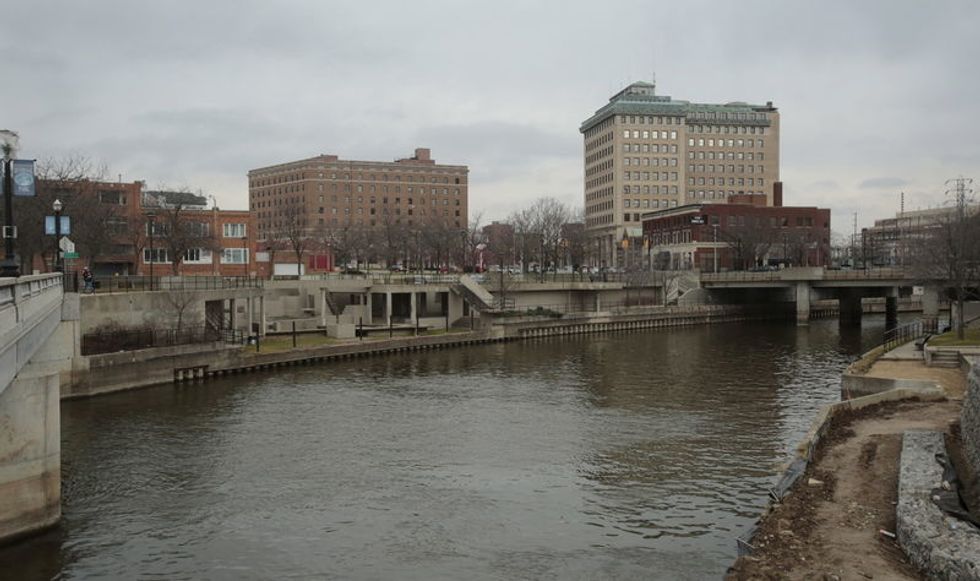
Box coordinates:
[719,220,775,270]
[151,196,219,275]
[910,198,980,339]
[271,199,310,276]
[164,289,201,333]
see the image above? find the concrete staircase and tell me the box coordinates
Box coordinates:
[322,291,340,317]
[665,272,700,305]
[929,350,962,368]
[453,275,496,311]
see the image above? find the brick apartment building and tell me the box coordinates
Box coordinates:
[19,180,259,277]
[642,192,830,271]
[248,148,469,271]
[581,81,780,267]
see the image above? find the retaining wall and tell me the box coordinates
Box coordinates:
[962,358,980,486]
[897,431,980,579]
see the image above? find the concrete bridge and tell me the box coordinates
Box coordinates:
[0,274,78,543]
[699,267,939,326]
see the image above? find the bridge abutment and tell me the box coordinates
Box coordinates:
[839,290,864,326]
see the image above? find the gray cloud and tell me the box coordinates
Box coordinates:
[859,177,911,189]
[2,0,977,224]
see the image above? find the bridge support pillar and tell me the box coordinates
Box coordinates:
[839,291,863,326]
[259,296,267,336]
[921,286,940,330]
[594,291,601,312]
[410,292,417,324]
[795,282,811,325]
[320,289,327,329]
[385,292,392,326]
[885,288,899,333]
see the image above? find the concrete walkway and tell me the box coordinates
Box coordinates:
[880,341,924,362]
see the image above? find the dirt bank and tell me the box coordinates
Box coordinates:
[727,399,962,580]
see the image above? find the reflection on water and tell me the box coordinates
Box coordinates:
[0,318,887,580]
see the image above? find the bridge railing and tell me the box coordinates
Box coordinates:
[701,267,912,283]
[75,275,262,294]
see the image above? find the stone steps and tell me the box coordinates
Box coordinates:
[929,351,961,368]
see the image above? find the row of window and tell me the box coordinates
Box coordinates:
[622,143,678,154]
[251,172,464,188]
[623,129,678,140]
[686,190,765,200]
[622,185,680,195]
[143,248,249,264]
[689,151,764,161]
[145,223,246,238]
[688,124,767,135]
[689,177,765,187]
[623,198,680,210]
[688,165,766,175]
[623,157,677,168]
[617,115,683,126]
[623,171,678,182]
[689,138,765,148]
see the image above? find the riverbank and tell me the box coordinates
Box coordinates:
[727,349,968,579]
[64,304,777,399]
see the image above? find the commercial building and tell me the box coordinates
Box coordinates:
[248,147,469,246]
[861,204,980,267]
[140,191,258,277]
[642,194,830,271]
[580,81,780,267]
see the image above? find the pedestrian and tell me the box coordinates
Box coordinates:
[82,267,95,294]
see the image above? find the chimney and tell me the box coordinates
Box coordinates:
[772,181,783,207]
[414,148,431,161]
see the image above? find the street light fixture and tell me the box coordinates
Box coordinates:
[146,211,156,290]
[1,130,20,277]
[53,199,63,272]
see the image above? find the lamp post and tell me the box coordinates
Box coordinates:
[713,224,719,274]
[1,130,20,277]
[53,199,63,272]
[242,235,249,277]
[146,211,156,290]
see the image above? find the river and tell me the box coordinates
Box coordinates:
[0,317,889,580]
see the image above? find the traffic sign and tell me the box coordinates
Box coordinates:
[59,237,75,253]
[63,252,79,259]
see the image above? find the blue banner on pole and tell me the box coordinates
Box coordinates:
[44,216,71,235]
[12,159,35,197]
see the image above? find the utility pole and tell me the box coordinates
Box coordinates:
[945,177,973,221]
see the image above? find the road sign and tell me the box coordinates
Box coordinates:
[63,252,79,259]
[59,237,75,253]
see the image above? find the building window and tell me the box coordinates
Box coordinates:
[184,248,211,263]
[222,248,248,264]
[143,248,169,263]
[224,223,246,237]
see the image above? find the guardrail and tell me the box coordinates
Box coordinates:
[882,319,938,352]
[0,273,63,308]
[76,275,262,294]
[701,267,914,283]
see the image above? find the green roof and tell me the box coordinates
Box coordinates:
[580,82,776,133]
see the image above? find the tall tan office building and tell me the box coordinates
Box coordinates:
[581,81,780,267]
[248,148,469,241]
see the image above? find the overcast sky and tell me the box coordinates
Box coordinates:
[4,0,978,235]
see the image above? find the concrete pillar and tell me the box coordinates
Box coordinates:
[411,291,417,323]
[259,296,266,336]
[885,290,899,332]
[839,290,863,326]
[921,286,940,330]
[365,292,373,325]
[385,292,392,326]
[247,297,253,336]
[320,289,327,329]
[595,291,601,312]
[227,298,236,330]
[795,282,811,325]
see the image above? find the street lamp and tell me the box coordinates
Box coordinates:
[713,223,719,274]
[242,235,249,277]
[53,199,63,272]
[146,211,156,290]
[1,130,20,277]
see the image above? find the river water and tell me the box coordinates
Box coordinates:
[1,318,889,580]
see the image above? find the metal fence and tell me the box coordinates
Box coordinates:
[882,318,938,352]
[69,275,262,294]
[81,325,245,356]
